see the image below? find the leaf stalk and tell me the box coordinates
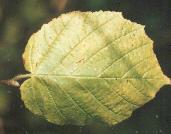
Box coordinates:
[0,74,31,87]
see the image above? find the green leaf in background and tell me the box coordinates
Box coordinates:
[20,11,170,126]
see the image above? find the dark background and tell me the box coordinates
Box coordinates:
[0,0,171,134]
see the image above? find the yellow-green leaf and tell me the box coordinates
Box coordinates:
[21,11,170,126]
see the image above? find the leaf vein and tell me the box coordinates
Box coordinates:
[53,79,93,119]
[71,27,143,74]
[104,80,139,107]
[35,17,72,72]
[38,78,67,120]
[60,17,115,64]
[121,55,153,78]
[76,79,122,122]
[98,43,149,77]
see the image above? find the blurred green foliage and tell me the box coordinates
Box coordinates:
[0,0,171,134]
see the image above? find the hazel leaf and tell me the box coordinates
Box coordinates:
[20,11,170,125]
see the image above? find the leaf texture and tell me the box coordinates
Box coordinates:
[21,11,170,125]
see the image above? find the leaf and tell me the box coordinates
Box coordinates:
[20,11,170,126]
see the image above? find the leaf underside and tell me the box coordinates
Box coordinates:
[21,11,169,126]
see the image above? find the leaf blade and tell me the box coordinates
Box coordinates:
[21,11,170,125]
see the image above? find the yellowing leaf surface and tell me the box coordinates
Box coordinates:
[21,11,170,125]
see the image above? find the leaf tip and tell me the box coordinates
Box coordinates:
[169,78,171,85]
[164,76,171,85]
